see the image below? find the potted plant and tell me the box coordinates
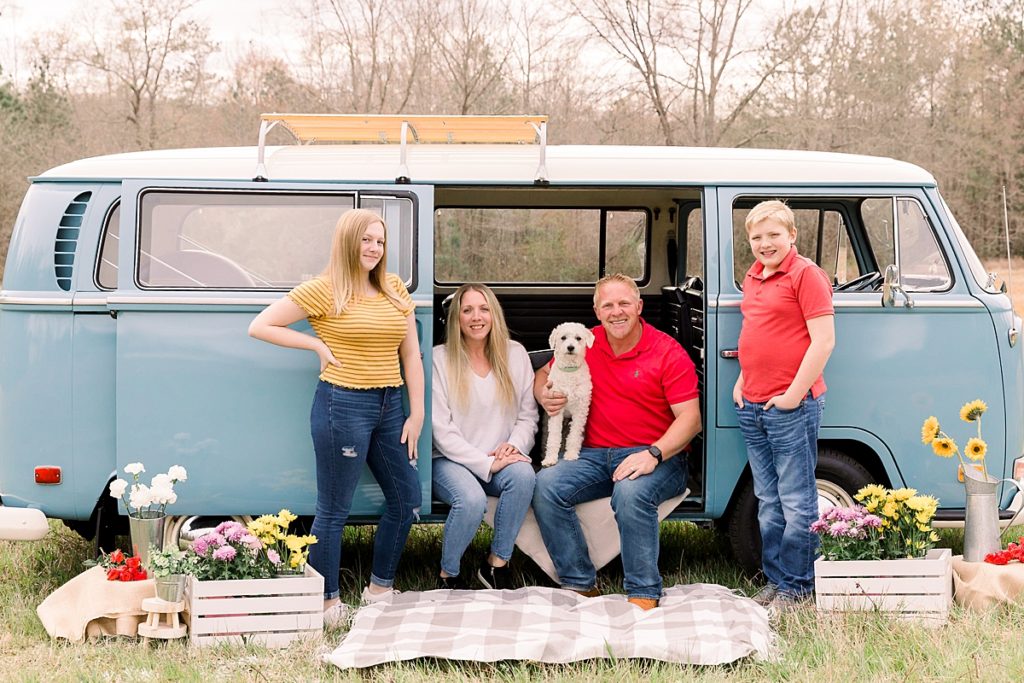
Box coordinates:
[811,485,952,625]
[148,546,198,603]
[108,462,187,569]
[246,509,318,576]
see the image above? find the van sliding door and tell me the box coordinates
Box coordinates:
[111,180,434,518]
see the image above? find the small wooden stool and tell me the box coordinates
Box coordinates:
[138,597,187,643]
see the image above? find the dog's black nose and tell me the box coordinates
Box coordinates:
[566,345,575,353]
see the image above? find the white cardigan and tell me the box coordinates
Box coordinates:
[431,342,539,482]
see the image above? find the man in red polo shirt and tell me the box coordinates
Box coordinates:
[733,200,835,610]
[533,274,701,610]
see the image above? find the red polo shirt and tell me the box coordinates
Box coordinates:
[738,246,834,402]
[580,320,699,448]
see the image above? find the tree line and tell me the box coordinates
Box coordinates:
[1,0,1021,276]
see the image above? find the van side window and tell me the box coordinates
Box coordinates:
[682,206,703,279]
[96,203,120,290]
[860,197,951,292]
[434,207,648,284]
[732,204,856,287]
[134,192,418,289]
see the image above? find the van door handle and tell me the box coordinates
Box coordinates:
[721,349,739,359]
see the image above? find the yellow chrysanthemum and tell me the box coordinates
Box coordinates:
[965,437,987,462]
[930,531,940,542]
[960,399,988,423]
[921,417,940,445]
[855,484,887,502]
[284,534,306,552]
[882,501,898,519]
[932,437,957,458]
[890,488,917,502]
[277,508,298,525]
[917,523,931,532]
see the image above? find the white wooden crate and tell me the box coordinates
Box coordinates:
[184,565,324,647]
[814,547,952,626]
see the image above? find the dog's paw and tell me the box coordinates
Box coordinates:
[563,450,579,461]
[540,455,558,468]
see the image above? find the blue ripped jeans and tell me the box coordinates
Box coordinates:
[736,394,825,597]
[307,381,421,599]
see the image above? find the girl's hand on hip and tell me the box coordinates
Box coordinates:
[316,341,341,373]
[401,413,423,460]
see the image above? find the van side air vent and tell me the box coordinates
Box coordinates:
[54,191,91,291]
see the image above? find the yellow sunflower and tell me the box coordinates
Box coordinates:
[932,437,957,458]
[921,416,940,444]
[960,399,988,422]
[965,437,987,462]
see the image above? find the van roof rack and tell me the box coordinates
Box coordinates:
[254,113,549,184]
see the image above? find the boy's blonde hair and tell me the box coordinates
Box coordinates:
[321,208,406,315]
[444,284,516,412]
[745,200,796,234]
[593,273,640,307]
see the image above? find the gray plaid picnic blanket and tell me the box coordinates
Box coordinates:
[324,583,776,668]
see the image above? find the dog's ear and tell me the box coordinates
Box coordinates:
[548,326,561,350]
[584,327,595,349]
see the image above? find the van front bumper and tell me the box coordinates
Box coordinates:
[0,505,49,540]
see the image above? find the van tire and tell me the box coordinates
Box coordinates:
[724,447,876,576]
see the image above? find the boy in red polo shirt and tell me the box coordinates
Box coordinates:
[733,200,835,608]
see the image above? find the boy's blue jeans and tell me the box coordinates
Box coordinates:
[533,447,688,600]
[736,395,825,597]
[307,381,421,599]
[432,457,536,578]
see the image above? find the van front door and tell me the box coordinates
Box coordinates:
[110,180,433,520]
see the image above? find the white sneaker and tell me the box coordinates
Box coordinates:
[361,585,400,604]
[323,602,350,627]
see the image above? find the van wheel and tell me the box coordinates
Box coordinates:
[724,447,876,575]
[163,514,253,551]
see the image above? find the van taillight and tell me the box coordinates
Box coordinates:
[34,466,61,485]
[1014,457,1024,482]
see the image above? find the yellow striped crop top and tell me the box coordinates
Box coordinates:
[288,273,414,389]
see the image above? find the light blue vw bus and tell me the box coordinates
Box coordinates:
[1,114,1021,572]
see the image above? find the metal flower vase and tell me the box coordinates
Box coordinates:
[962,468,1024,562]
[155,574,186,602]
[128,511,167,569]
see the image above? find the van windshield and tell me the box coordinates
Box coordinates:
[939,195,998,294]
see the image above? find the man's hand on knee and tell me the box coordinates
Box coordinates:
[611,450,657,482]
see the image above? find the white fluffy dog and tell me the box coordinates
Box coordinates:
[542,321,595,467]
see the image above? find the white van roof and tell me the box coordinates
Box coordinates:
[37,144,936,187]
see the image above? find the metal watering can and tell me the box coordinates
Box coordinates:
[962,468,1024,562]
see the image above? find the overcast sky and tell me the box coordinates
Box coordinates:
[0,0,307,86]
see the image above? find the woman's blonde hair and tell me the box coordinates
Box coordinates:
[444,284,516,412]
[322,208,405,315]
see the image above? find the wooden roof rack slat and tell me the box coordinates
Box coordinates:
[253,114,549,184]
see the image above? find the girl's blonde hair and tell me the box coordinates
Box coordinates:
[444,284,516,412]
[322,208,405,315]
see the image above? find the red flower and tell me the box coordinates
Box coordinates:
[118,568,132,581]
[107,568,120,580]
[986,551,1011,565]
[109,549,125,564]
[125,556,142,570]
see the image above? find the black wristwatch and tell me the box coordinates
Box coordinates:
[648,445,663,464]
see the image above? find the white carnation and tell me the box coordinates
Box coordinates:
[128,484,152,510]
[124,462,145,476]
[149,485,176,506]
[168,465,187,482]
[109,479,128,498]
[151,473,172,489]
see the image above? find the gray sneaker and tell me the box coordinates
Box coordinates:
[361,585,400,604]
[750,584,778,606]
[769,591,812,615]
[323,602,350,627]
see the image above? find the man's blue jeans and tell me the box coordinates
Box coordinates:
[533,447,688,600]
[307,381,421,599]
[432,457,536,577]
[736,395,825,597]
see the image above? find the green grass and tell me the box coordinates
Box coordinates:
[4,522,1024,681]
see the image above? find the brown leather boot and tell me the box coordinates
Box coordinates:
[570,587,601,598]
[627,597,659,610]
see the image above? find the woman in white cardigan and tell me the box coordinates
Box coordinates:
[432,284,538,589]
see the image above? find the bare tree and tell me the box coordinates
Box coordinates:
[60,0,215,148]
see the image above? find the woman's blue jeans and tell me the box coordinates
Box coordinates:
[432,457,536,577]
[307,381,421,599]
[736,395,825,597]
